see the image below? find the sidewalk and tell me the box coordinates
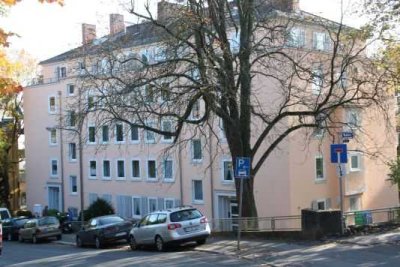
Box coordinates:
[56,227,400,265]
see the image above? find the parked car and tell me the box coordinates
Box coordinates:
[129,207,211,252]
[19,216,62,243]
[0,221,3,255]
[76,215,133,249]
[0,207,11,221]
[2,217,29,241]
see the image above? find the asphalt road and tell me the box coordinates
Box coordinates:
[0,240,257,267]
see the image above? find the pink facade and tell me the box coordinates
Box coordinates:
[23,4,399,225]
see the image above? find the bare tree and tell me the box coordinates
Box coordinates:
[69,0,393,217]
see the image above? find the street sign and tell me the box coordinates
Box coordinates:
[235,157,250,178]
[341,132,354,139]
[330,144,348,163]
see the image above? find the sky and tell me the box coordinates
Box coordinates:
[0,0,360,62]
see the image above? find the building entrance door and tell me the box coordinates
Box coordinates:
[48,186,60,211]
[229,201,238,231]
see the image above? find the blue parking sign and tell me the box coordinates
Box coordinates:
[235,157,250,178]
[330,144,348,163]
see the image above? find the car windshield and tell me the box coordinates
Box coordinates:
[99,216,124,225]
[39,217,58,226]
[15,219,29,226]
[170,209,203,222]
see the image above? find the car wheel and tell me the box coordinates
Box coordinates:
[18,234,24,243]
[129,235,138,251]
[7,233,12,241]
[56,234,62,241]
[32,235,38,244]
[155,236,165,252]
[95,237,102,249]
[76,236,83,247]
[196,239,206,245]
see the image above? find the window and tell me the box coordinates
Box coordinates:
[148,198,157,213]
[317,199,326,210]
[192,180,203,203]
[314,113,326,137]
[229,30,240,53]
[67,111,76,127]
[163,159,173,181]
[58,66,67,78]
[349,196,361,211]
[223,160,234,182]
[313,32,331,51]
[116,160,125,179]
[103,160,111,179]
[130,125,139,142]
[70,175,77,194]
[161,120,173,142]
[48,96,56,113]
[145,121,156,143]
[132,197,141,217]
[346,109,361,130]
[89,160,97,178]
[102,125,109,143]
[349,153,361,172]
[115,123,124,143]
[192,139,202,161]
[336,71,347,89]
[131,160,140,179]
[68,143,76,161]
[50,159,58,177]
[49,128,57,145]
[147,160,157,180]
[312,65,323,95]
[315,156,324,180]
[87,95,96,110]
[144,84,155,103]
[191,100,200,119]
[67,84,75,96]
[164,198,174,209]
[161,82,171,101]
[88,126,96,143]
[287,27,305,48]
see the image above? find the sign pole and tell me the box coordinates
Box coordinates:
[338,152,345,235]
[237,177,244,250]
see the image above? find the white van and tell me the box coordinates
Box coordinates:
[0,208,11,220]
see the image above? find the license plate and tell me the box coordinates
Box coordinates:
[115,232,125,237]
[185,226,199,232]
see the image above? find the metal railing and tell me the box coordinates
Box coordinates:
[209,215,302,232]
[345,206,400,226]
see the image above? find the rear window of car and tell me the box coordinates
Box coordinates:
[15,219,29,226]
[39,217,58,226]
[99,216,124,225]
[170,209,203,222]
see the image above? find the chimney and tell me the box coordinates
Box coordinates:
[269,0,300,12]
[110,14,125,35]
[157,0,180,22]
[82,23,96,45]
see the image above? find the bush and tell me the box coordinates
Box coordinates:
[80,198,114,222]
[14,209,33,218]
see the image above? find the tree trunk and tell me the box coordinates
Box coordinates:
[235,176,258,218]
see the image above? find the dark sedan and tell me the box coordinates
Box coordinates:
[2,217,29,241]
[76,215,133,249]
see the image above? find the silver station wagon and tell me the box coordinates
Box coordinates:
[129,207,211,251]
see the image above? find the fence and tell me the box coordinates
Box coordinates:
[345,206,400,226]
[209,215,301,232]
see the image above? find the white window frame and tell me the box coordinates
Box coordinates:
[130,124,140,144]
[313,32,331,51]
[191,139,203,163]
[48,95,57,114]
[346,109,361,131]
[68,143,77,162]
[163,158,174,182]
[192,179,204,204]
[66,110,76,128]
[312,65,323,95]
[349,195,361,211]
[89,159,97,179]
[88,125,96,144]
[164,198,175,209]
[316,199,326,210]
[145,120,156,144]
[49,128,57,146]
[69,175,78,195]
[50,158,58,178]
[161,120,173,143]
[102,159,111,180]
[190,100,201,120]
[115,123,125,144]
[221,159,234,183]
[116,159,126,180]
[146,159,157,181]
[131,158,141,180]
[315,155,325,181]
[349,153,361,172]
[132,196,142,218]
[67,84,75,96]
[287,27,305,48]
[101,125,109,144]
[148,197,158,213]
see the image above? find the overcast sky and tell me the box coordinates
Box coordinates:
[0,0,359,62]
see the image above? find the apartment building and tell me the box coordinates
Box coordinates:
[23,0,398,223]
